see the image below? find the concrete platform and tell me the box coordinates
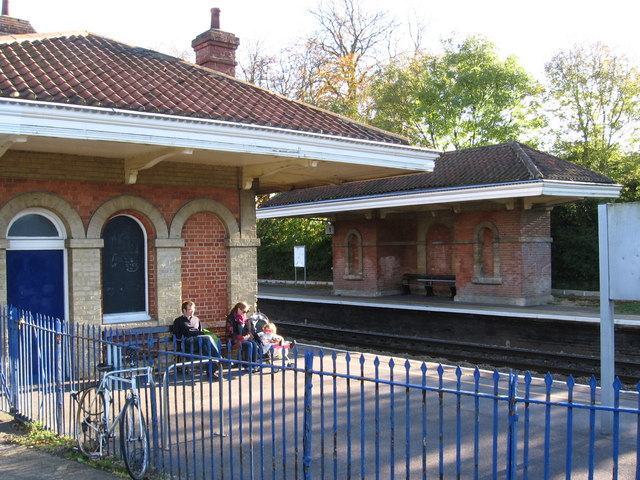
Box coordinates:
[258,282,640,325]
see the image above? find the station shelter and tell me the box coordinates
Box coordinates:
[259,143,621,306]
[0,8,439,335]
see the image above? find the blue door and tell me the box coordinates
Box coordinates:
[7,249,65,319]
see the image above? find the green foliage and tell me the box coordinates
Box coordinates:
[545,43,640,177]
[257,217,333,281]
[550,200,600,290]
[370,36,544,150]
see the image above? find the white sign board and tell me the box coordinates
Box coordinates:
[604,202,640,301]
[294,245,306,268]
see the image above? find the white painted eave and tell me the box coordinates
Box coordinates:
[257,180,623,218]
[0,98,438,171]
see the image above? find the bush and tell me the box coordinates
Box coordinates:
[551,200,599,290]
[257,217,333,281]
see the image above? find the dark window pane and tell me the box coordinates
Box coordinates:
[8,214,59,237]
[102,216,145,314]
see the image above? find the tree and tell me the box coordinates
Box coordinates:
[305,0,397,118]
[370,36,543,150]
[237,0,399,119]
[544,43,640,177]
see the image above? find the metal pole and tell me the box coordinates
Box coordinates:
[598,203,614,433]
[54,319,64,434]
[303,349,314,480]
[7,307,19,414]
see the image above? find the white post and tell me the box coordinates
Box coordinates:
[597,203,614,432]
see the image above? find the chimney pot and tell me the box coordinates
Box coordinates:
[211,7,220,29]
[192,7,239,76]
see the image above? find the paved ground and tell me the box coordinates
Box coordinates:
[0,411,121,480]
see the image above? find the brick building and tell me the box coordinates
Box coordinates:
[0,8,438,334]
[259,143,621,306]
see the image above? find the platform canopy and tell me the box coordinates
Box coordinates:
[0,32,438,194]
[258,142,622,218]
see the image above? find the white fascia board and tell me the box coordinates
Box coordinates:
[257,180,622,218]
[0,99,438,171]
[540,180,623,197]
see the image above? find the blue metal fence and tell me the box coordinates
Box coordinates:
[1,306,639,479]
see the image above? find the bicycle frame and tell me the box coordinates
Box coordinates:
[99,366,152,443]
[77,365,153,457]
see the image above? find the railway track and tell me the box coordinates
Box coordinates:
[278,321,640,386]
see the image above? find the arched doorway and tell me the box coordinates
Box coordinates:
[6,209,67,319]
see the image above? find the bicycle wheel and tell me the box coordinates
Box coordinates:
[120,398,149,480]
[75,386,105,457]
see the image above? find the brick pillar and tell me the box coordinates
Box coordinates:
[228,189,260,312]
[227,237,260,313]
[155,238,185,323]
[67,239,103,325]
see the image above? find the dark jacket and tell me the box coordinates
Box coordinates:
[172,314,203,339]
[225,313,252,346]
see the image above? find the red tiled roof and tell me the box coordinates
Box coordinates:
[261,142,616,207]
[0,31,407,144]
[0,15,36,35]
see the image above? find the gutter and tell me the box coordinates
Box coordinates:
[257,180,622,218]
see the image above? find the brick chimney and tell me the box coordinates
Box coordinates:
[0,0,37,35]
[192,7,240,76]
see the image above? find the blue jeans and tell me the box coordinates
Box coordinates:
[240,339,258,363]
[183,335,220,358]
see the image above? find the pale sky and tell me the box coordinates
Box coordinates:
[9,0,640,80]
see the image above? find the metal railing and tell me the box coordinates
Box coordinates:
[1,306,639,479]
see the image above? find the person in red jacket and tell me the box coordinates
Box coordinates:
[225,301,259,371]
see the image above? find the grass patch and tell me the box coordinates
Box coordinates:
[553,294,640,315]
[3,420,131,478]
[616,302,640,315]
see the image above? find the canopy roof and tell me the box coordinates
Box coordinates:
[259,142,621,218]
[0,31,437,192]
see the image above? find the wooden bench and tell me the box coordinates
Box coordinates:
[402,273,456,298]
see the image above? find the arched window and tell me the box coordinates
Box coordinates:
[8,213,60,238]
[102,215,149,323]
[473,222,502,284]
[344,229,363,279]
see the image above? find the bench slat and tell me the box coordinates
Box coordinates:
[402,273,456,298]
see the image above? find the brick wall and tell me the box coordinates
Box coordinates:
[0,151,258,327]
[332,207,552,306]
[333,219,416,296]
[181,212,228,335]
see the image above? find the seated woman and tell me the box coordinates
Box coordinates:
[225,301,260,372]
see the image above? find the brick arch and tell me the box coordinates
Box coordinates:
[87,195,168,239]
[169,198,239,239]
[0,191,85,239]
[344,228,363,278]
[473,221,501,282]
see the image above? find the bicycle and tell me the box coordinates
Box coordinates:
[74,362,154,480]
